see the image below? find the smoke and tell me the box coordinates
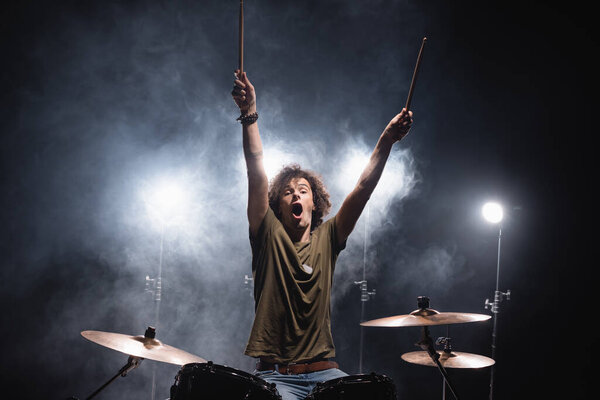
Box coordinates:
[0,1,479,398]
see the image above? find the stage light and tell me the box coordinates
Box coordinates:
[236,143,314,181]
[336,150,370,191]
[333,144,415,207]
[482,202,503,224]
[141,176,191,229]
[263,148,294,180]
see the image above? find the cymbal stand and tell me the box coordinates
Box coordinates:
[435,332,452,400]
[416,326,459,400]
[483,225,511,400]
[83,355,143,400]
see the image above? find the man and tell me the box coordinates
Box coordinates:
[231,70,413,400]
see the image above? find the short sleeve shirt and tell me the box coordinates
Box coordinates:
[244,208,346,363]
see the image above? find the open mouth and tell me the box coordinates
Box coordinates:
[292,203,303,218]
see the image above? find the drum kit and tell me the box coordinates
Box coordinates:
[72,296,493,400]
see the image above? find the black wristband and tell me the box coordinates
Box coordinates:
[237,112,259,125]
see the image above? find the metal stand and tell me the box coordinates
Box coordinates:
[244,274,254,297]
[435,330,452,400]
[81,356,143,400]
[483,226,511,400]
[416,327,460,400]
[354,205,375,374]
[145,226,165,400]
[354,279,375,374]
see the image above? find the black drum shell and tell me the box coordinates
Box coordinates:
[306,373,397,400]
[170,362,281,400]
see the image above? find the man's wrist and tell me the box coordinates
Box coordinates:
[237,110,259,125]
[380,129,398,147]
[241,104,257,116]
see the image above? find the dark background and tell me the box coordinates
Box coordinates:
[1,1,595,399]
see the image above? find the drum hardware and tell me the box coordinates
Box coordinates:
[81,326,206,365]
[415,325,460,400]
[361,296,495,400]
[76,355,143,400]
[306,373,397,400]
[401,346,495,369]
[360,295,491,328]
[74,326,206,399]
[170,361,281,399]
[402,332,495,400]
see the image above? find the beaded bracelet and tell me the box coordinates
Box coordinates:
[236,112,259,125]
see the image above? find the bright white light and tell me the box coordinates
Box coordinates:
[336,150,370,190]
[333,142,416,206]
[236,143,314,181]
[482,202,503,223]
[263,148,297,180]
[141,177,191,228]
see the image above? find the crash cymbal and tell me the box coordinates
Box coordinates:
[360,309,491,327]
[401,350,495,369]
[81,330,206,366]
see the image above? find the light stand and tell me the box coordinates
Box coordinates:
[354,205,375,374]
[145,224,165,400]
[482,204,511,400]
[140,178,189,400]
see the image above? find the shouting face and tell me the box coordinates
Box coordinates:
[278,177,314,241]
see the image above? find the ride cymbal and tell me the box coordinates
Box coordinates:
[360,309,491,327]
[401,350,495,369]
[81,330,206,366]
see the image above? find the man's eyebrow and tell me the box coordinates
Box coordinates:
[282,182,311,192]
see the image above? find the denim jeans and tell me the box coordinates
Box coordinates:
[254,367,349,400]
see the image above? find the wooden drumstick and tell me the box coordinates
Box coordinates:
[239,0,244,75]
[405,37,427,111]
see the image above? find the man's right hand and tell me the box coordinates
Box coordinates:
[232,70,256,114]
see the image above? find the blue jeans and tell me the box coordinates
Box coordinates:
[254,368,349,400]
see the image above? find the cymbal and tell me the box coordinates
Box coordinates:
[360,309,491,327]
[401,350,495,369]
[81,330,206,366]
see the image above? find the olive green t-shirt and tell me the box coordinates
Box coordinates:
[244,207,346,363]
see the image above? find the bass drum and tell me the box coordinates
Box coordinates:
[170,362,281,400]
[306,373,397,400]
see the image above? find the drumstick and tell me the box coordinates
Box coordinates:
[405,37,427,111]
[239,0,244,75]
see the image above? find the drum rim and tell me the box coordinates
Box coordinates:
[310,373,396,394]
[173,361,279,396]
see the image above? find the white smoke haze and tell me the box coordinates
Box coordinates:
[1,1,526,399]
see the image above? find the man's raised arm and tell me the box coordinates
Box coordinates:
[335,109,414,247]
[232,70,268,236]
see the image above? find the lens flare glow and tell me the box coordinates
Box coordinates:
[482,202,503,223]
[141,177,191,228]
[333,142,416,206]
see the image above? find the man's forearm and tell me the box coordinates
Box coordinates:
[355,133,395,196]
[242,111,264,176]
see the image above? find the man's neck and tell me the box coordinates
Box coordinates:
[284,225,311,243]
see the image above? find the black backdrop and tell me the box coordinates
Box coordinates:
[1,1,595,399]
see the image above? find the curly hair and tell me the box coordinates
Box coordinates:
[268,164,332,231]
